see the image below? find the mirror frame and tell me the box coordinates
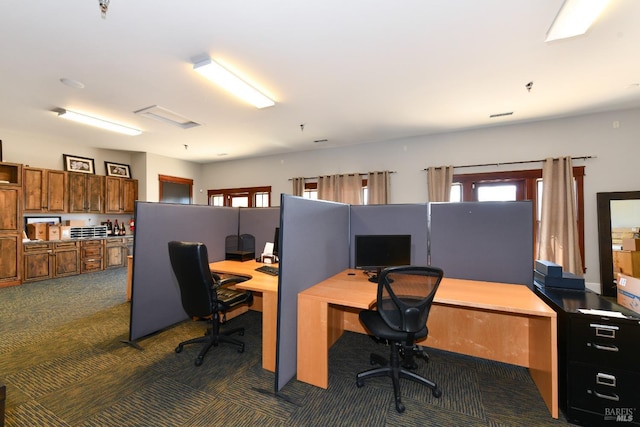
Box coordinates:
[597,191,640,297]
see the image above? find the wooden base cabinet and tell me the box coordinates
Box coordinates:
[24,241,80,282]
[53,241,80,277]
[24,242,53,282]
[105,237,129,269]
[81,239,104,273]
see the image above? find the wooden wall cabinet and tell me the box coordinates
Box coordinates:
[0,162,23,287]
[81,239,104,273]
[68,173,104,213]
[23,167,67,213]
[105,176,137,214]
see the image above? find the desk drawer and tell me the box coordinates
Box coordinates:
[569,316,640,365]
[568,362,640,422]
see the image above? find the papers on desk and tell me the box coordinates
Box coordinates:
[577,308,627,318]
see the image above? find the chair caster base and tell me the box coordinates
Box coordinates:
[395,402,405,413]
[175,345,183,353]
[432,387,442,398]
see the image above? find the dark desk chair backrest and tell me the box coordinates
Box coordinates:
[357,265,444,412]
[168,241,252,366]
[169,240,216,318]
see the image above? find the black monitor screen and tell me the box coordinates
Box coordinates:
[273,227,280,258]
[354,235,411,277]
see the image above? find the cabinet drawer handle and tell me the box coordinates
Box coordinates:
[589,323,619,339]
[588,342,619,352]
[596,373,616,387]
[591,390,620,401]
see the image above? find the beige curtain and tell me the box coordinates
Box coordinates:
[427,166,454,202]
[317,174,363,204]
[367,171,390,204]
[292,177,305,197]
[538,157,583,275]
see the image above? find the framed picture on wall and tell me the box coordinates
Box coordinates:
[105,161,131,178]
[63,154,95,174]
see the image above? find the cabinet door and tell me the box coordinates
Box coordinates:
[105,242,125,268]
[47,170,67,212]
[54,245,80,277]
[105,176,123,213]
[81,240,104,272]
[86,174,103,213]
[0,234,21,286]
[24,250,53,282]
[123,179,138,213]
[67,172,86,213]
[23,167,46,212]
[0,187,21,232]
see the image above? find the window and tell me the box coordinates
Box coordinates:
[207,186,272,207]
[302,179,368,203]
[451,167,585,270]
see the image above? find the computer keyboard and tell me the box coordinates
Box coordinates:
[255,265,279,276]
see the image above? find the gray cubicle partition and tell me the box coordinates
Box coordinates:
[239,207,280,256]
[349,204,429,267]
[429,201,534,287]
[130,202,239,341]
[275,195,350,391]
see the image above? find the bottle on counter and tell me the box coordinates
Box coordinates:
[120,222,126,235]
[114,219,120,236]
[106,219,112,235]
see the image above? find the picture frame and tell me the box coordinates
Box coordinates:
[63,154,95,174]
[105,161,131,178]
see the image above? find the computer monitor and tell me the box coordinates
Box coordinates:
[354,234,411,282]
[273,227,280,259]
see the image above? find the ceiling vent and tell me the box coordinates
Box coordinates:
[134,105,200,129]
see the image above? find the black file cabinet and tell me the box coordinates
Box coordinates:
[535,285,640,426]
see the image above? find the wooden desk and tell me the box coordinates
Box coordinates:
[209,260,278,372]
[297,269,558,418]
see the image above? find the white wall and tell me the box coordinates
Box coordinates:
[201,107,640,288]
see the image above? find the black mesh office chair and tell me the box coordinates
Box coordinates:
[168,241,253,366]
[356,265,443,413]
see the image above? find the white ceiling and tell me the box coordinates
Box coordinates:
[1,0,639,164]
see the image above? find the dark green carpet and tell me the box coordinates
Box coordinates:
[1,269,577,426]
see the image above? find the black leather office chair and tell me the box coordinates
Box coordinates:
[356,265,443,413]
[168,241,253,366]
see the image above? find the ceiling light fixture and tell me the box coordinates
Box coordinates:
[193,58,275,109]
[57,109,141,136]
[545,0,611,42]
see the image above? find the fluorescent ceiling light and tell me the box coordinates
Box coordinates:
[134,105,200,129]
[546,0,611,42]
[193,58,275,109]
[58,109,141,136]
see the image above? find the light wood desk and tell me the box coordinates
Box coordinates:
[297,269,558,418]
[209,260,278,372]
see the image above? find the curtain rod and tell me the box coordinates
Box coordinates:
[422,155,596,171]
[288,171,396,181]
